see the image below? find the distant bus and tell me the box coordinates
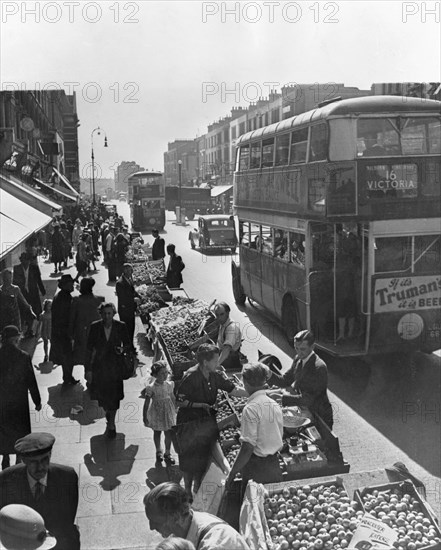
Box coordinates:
[128,171,165,231]
[118,191,127,202]
[232,95,441,357]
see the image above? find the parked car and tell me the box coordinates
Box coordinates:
[196,215,237,253]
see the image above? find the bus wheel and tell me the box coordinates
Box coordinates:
[282,296,298,345]
[232,263,246,305]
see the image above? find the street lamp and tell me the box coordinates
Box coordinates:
[91,126,108,205]
[178,159,182,223]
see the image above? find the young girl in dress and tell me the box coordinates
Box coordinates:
[38,299,52,362]
[143,361,177,465]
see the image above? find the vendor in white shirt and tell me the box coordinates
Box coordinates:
[214,302,242,371]
[226,362,284,487]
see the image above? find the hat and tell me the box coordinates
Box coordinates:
[14,433,55,457]
[0,505,56,550]
[58,274,74,287]
[1,326,20,340]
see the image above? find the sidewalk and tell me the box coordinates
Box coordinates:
[26,256,173,550]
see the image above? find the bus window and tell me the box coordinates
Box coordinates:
[250,223,261,250]
[357,118,398,157]
[422,162,440,196]
[240,222,250,245]
[250,142,262,169]
[289,232,305,267]
[273,229,287,259]
[238,145,250,171]
[262,139,275,167]
[413,235,441,274]
[402,117,441,155]
[275,134,290,165]
[374,236,412,273]
[261,225,272,255]
[309,124,328,161]
[290,128,308,164]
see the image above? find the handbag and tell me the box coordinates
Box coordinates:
[172,411,218,455]
[116,348,136,380]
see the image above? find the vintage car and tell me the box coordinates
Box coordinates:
[195,214,237,253]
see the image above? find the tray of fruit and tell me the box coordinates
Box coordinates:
[354,481,441,550]
[219,425,241,449]
[261,479,362,550]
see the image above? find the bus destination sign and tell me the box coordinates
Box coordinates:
[375,275,441,313]
[365,164,418,198]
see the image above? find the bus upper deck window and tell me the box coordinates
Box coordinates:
[262,139,275,167]
[250,142,262,169]
[275,134,290,166]
[309,124,328,161]
[290,128,308,164]
[238,145,250,171]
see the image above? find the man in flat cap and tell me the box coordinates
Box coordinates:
[0,432,80,550]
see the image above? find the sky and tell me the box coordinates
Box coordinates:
[1,0,440,178]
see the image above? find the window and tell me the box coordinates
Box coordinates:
[249,224,261,250]
[290,128,308,164]
[375,236,412,273]
[261,225,272,255]
[250,142,262,169]
[262,139,275,167]
[413,235,440,274]
[238,145,250,171]
[239,222,250,245]
[289,232,305,267]
[275,134,290,166]
[422,162,440,197]
[273,228,288,259]
[309,124,328,161]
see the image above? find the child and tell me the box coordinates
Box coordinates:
[38,299,52,362]
[143,361,177,465]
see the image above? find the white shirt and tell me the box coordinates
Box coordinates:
[186,511,250,550]
[240,389,283,457]
[217,318,241,352]
[27,472,47,497]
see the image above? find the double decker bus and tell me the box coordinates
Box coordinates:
[128,171,165,231]
[232,96,441,356]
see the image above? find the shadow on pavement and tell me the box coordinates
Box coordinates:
[84,434,139,490]
[146,464,182,490]
[47,384,105,425]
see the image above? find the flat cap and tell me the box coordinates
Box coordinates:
[1,325,20,340]
[14,433,55,457]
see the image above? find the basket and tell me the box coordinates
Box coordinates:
[354,480,441,549]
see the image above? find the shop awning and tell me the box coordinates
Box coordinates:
[1,171,62,213]
[33,177,78,202]
[211,185,233,198]
[52,168,80,197]
[0,188,52,260]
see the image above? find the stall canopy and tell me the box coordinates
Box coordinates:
[0,188,52,260]
[52,168,80,198]
[33,177,78,202]
[210,185,233,198]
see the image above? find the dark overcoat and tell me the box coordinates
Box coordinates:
[0,344,41,454]
[85,319,130,410]
[69,293,104,365]
[13,263,46,316]
[49,288,72,365]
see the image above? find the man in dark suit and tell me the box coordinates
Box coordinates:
[115,263,140,352]
[13,252,46,337]
[0,432,80,550]
[267,329,333,428]
[151,229,165,260]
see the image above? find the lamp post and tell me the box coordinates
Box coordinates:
[91,126,108,205]
[178,159,182,223]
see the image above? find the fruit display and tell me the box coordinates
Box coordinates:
[356,484,441,549]
[220,426,241,442]
[263,482,362,550]
[225,443,241,465]
[228,395,247,418]
[138,300,163,316]
[132,261,165,285]
[172,296,196,306]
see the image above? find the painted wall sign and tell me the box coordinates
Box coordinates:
[374,275,441,312]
